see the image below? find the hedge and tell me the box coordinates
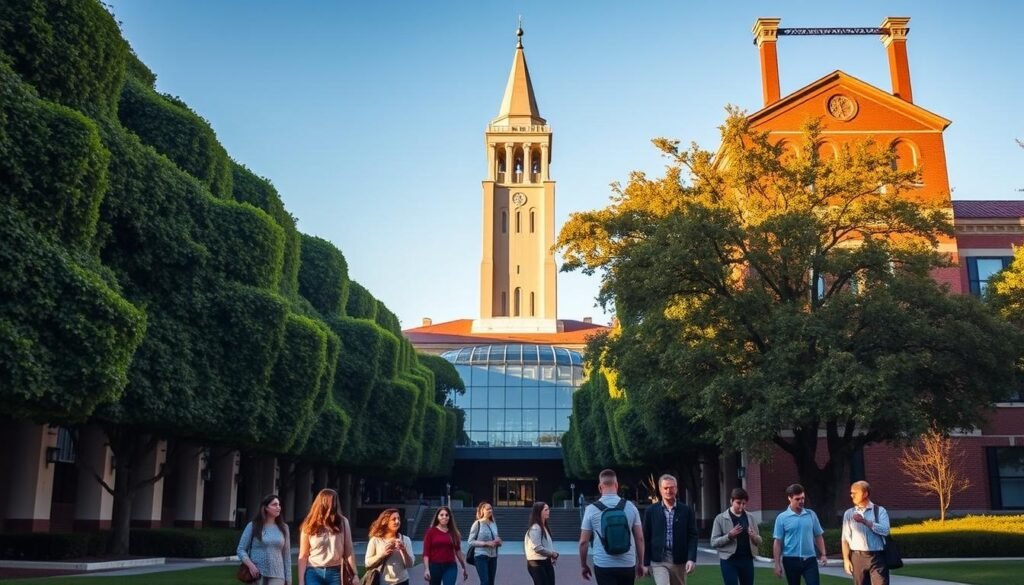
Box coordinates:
[0,528,242,560]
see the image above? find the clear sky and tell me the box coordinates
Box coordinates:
[105,1,1023,329]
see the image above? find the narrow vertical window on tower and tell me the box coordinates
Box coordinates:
[514,288,522,316]
[529,209,535,233]
[501,209,508,233]
[501,291,507,316]
[516,211,521,233]
[530,292,535,316]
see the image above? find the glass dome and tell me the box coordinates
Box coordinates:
[442,344,585,448]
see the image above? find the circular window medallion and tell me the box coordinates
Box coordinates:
[511,192,527,207]
[827,94,858,121]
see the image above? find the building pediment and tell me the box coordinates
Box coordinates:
[748,70,950,134]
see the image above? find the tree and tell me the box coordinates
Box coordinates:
[898,429,970,521]
[558,109,1021,523]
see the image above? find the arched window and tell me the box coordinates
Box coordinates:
[816,141,837,160]
[516,211,521,233]
[530,292,535,316]
[513,287,521,317]
[890,139,920,175]
[501,209,508,233]
[529,209,535,233]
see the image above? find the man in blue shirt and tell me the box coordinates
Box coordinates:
[579,469,646,585]
[841,481,891,585]
[772,483,827,585]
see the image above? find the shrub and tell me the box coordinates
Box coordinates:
[552,489,570,503]
[129,528,241,558]
[452,490,473,507]
[0,532,107,560]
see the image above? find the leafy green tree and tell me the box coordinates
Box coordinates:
[418,353,466,405]
[558,110,1021,522]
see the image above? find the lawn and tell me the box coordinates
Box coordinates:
[894,560,1024,585]
[635,567,849,585]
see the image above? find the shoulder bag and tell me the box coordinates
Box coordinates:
[466,520,479,566]
[874,505,903,569]
[236,524,258,583]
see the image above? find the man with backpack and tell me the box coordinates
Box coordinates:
[579,469,646,584]
[643,474,698,585]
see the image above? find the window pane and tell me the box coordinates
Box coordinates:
[489,385,504,408]
[556,409,573,431]
[506,386,522,409]
[998,448,1024,477]
[506,344,522,362]
[522,386,539,408]
[538,346,555,363]
[470,431,488,446]
[472,388,488,409]
[539,409,556,431]
[506,365,523,381]
[556,386,574,408]
[522,409,538,431]
[470,409,487,431]
[1001,478,1024,507]
[541,366,555,381]
[489,409,504,431]
[523,365,539,381]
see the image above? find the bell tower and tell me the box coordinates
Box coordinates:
[474,25,558,334]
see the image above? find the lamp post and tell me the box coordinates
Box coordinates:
[570,483,576,507]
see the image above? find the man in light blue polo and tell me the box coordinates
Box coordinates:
[772,483,827,585]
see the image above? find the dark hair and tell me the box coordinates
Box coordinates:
[785,483,805,497]
[252,494,287,541]
[369,508,402,538]
[527,501,551,540]
[430,505,462,546]
[730,488,749,501]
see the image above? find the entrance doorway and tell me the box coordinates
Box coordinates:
[493,476,537,507]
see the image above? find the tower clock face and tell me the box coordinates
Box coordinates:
[512,192,527,207]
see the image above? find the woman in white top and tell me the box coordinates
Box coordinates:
[298,489,358,585]
[468,501,502,585]
[524,501,558,585]
[365,508,415,585]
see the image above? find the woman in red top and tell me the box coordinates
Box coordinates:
[422,506,468,585]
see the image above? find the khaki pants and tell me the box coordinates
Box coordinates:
[650,550,687,585]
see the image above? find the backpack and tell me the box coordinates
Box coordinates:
[593,499,631,555]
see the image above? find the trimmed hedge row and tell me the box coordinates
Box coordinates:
[0,529,241,560]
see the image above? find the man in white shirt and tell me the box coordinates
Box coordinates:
[841,481,891,585]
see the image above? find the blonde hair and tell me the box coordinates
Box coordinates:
[476,501,493,520]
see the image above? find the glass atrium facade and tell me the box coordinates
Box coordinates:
[441,344,585,448]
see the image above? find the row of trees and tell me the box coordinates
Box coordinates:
[0,0,461,553]
[557,109,1023,522]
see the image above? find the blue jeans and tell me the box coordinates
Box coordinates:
[474,555,498,585]
[782,557,820,585]
[304,566,341,585]
[429,561,458,585]
[720,556,754,585]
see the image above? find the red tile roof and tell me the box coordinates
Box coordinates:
[952,200,1024,219]
[403,318,608,346]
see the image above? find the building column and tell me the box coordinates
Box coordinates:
[2,421,57,532]
[540,144,549,181]
[487,142,497,181]
[173,443,204,528]
[314,465,329,493]
[206,448,240,527]
[699,456,720,533]
[280,460,296,523]
[73,425,114,531]
[130,439,167,528]
[504,144,514,183]
[522,142,532,183]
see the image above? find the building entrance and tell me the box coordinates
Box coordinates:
[493,476,537,507]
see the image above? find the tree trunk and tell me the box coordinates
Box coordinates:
[109,454,134,555]
[787,431,850,528]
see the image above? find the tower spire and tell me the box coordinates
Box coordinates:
[494,19,545,126]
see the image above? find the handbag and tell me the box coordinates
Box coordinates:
[882,534,903,569]
[236,563,258,583]
[360,566,381,585]
[466,545,477,565]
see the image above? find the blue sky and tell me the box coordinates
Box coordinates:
[106,1,1023,328]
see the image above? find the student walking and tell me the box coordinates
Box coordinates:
[297,488,358,585]
[238,494,292,585]
[468,501,502,585]
[643,474,698,585]
[710,488,761,585]
[525,501,559,585]
[841,481,891,585]
[772,484,827,585]
[365,508,415,585]
[579,469,645,585]
[423,506,469,585]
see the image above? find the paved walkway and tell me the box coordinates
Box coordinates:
[67,541,989,584]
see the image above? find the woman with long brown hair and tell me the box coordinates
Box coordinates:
[237,494,291,585]
[422,505,468,585]
[524,501,558,585]
[365,508,415,585]
[297,489,357,585]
